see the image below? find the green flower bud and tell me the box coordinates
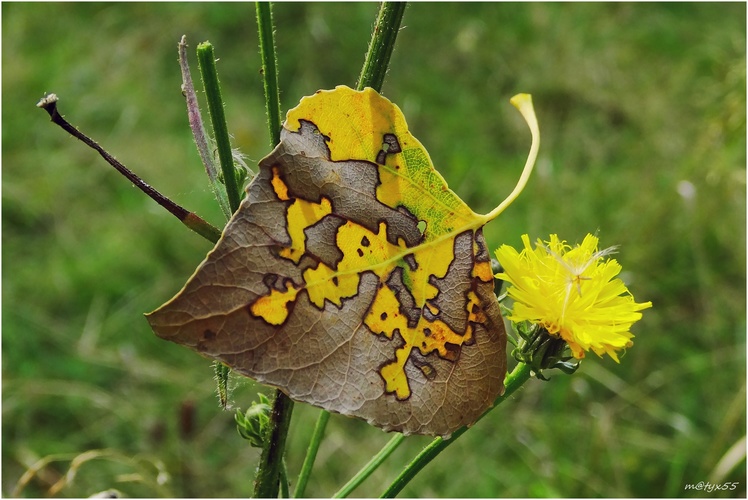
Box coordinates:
[235,394,271,447]
[509,320,580,381]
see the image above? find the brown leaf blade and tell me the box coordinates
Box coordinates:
[147,86,506,437]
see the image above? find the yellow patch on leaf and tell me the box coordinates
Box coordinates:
[249,280,299,326]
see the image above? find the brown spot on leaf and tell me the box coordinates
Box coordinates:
[375,134,402,165]
[404,253,418,271]
[383,133,402,154]
[443,342,461,361]
[414,360,437,380]
[263,273,279,289]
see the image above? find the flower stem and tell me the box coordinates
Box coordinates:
[36,94,222,244]
[334,434,405,498]
[293,410,330,498]
[356,2,406,91]
[379,363,533,498]
[252,3,297,498]
[256,2,282,148]
[196,41,242,214]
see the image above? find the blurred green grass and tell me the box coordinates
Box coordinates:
[3,2,745,497]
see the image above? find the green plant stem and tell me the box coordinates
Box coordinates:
[213,361,230,409]
[196,42,242,213]
[379,363,533,498]
[356,2,407,91]
[280,459,289,498]
[252,4,297,498]
[334,434,405,498]
[256,2,282,148]
[178,35,232,220]
[293,410,330,498]
[254,390,295,497]
[36,94,222,244]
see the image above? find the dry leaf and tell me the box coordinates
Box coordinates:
[147,86,538,437]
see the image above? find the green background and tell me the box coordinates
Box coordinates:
[3,2,745,497]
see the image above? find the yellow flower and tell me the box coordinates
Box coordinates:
[495,234,652,362]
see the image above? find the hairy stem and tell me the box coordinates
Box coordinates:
[379,363,533,498]
[356,2,407,91]
[256,2,282,148]
[37,94,221,243]
[254,389,295,497]
[197,42,242,213]
[213,361,230,409]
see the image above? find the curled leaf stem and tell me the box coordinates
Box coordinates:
[484,94,540,222]
[379,363,533,498]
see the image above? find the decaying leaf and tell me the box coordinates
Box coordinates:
[146,85,538,437]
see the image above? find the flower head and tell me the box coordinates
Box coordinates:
[495,234,652,362]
